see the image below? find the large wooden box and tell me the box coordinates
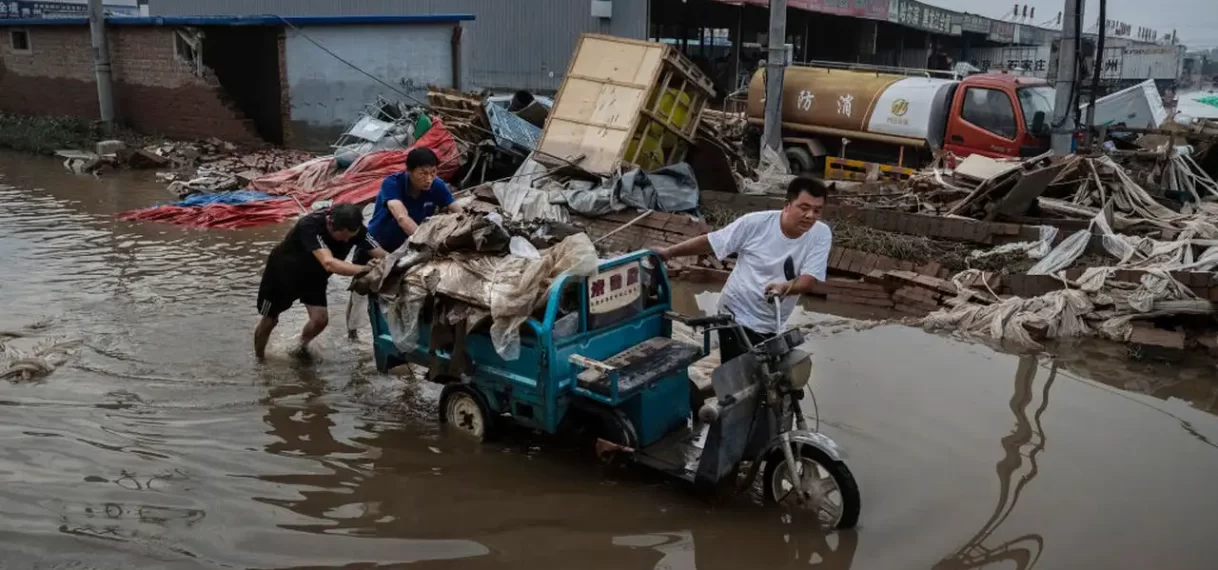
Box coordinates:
[536,34,716,176]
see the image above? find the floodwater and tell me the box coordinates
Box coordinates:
[2,150,1218,570]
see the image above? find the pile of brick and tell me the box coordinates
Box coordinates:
[806,251,983,317]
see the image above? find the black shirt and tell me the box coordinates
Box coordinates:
[269,210,380,281]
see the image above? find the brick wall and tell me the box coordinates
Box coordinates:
[700,191,1043,245]
[578,211,710,253]
[0,25,263,145]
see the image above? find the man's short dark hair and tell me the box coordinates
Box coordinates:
[406,147,439,170]
[786,174,831,202]
[329,203,364,232]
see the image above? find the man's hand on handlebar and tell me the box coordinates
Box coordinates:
[764,281,793,300]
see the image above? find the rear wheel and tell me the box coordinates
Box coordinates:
[763,445,861,529]
[439,384,495,442]
[584,406,638,463]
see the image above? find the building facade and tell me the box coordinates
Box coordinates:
[0,15,472,148]
[147,0,650,93]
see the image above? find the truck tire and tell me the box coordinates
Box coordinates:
[785,146,820,177]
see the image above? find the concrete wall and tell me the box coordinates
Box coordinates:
[283,23,454,149]
[0,25,263,144]
[147,0,649,93]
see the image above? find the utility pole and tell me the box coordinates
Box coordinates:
[761,0,787,155]
[1082,0,1107,148]
[88,0,115,130]
[1050,0,1082,155]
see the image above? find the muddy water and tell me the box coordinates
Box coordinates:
[2,150,1218,570]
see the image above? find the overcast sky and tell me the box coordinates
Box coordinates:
[51,0,1218,50]
[929,0,1218,49]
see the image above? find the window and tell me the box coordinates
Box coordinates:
[1016,86,1056,134]
[173,28,203,76]
[961,87,1017,139]
[9,29,30,53]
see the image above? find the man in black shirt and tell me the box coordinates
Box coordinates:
[254,204,387,359]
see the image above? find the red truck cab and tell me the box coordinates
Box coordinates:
[942,74,1055,160]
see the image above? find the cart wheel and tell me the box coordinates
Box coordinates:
[586,406,638,462]
[763,445,860,530]
[439,384,494,442]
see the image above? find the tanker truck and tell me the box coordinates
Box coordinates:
[745,64,1057,179]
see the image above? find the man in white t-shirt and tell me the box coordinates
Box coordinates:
[657,175,832,362]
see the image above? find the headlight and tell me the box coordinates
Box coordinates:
[783,348,814,390]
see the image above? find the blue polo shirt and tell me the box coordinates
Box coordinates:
[366,172,456,252]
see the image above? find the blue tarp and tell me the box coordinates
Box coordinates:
[172,191,276,208]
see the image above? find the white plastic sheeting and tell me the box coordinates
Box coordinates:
[741,145,795,195]
[924,206,1218,350]
[922,267,1208,350]
[383,232,599,360]
[970,225,1059,263]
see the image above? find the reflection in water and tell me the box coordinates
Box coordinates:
[257,366,860,570]
[614,532,697,570]
[255,367,492,566]
[935,356,1053,570]
[4,152,1218,569]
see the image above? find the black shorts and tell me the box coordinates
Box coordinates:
[256,256,328,319]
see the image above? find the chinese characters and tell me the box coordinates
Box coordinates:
[837,94,854,117]
[798,89,815,111]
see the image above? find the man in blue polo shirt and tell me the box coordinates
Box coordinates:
[348,147,463,339]
[365,147,463,254]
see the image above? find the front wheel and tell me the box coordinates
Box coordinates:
[763,445,861,530]
[439,384,495,442]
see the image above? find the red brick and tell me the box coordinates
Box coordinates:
[0,26,262,145]
[915,261,942,277]
[824,278,885,292]
[845,250,865,274]
[1129,325,1186,350]
[829,247,844,269]
[827,294,894,308]
[860,253,880,275]
[896,214,913,235]
[893,304,934,316]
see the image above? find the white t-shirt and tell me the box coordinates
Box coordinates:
[707,211,832,334]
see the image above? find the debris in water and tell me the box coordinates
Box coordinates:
[0,334,81,382]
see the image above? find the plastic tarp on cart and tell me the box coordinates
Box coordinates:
[118,119,461,229]
[359,214,600,360]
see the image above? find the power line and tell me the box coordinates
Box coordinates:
[267,15,588,173]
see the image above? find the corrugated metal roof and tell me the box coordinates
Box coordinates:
[0,14,474,27]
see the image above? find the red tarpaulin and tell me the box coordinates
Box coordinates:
[119,118,462,230]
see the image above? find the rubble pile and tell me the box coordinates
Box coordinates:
[426,86,492,147]
[58,136,317,198]
[97,29,1215,358]
[699,108,748,140]
[149,140,316,198]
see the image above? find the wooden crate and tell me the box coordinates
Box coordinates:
[536,34,716,176]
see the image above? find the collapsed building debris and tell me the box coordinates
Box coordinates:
[101,29,1215,358]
